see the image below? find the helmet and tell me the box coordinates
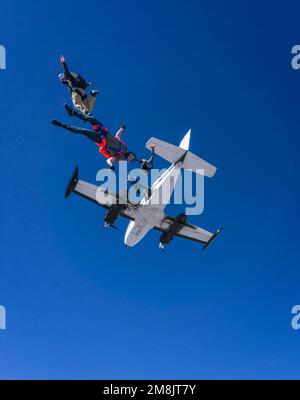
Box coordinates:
[125,151,136,162]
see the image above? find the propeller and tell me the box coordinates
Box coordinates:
[104,222,118,230]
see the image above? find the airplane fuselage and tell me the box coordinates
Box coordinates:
[124,161,183,247]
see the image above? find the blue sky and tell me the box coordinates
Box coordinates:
[0,0,300,379]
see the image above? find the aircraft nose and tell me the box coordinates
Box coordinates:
[124,221,136,247]
[124,236,133,247]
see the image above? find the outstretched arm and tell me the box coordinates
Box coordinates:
[60,55,71,78]
[138,145,156,170]
[64,104,105,127]
[115,124,126,140]
[148,145,156,163]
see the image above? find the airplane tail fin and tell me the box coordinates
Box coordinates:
[179,129,191,150]
[146,130,217,178]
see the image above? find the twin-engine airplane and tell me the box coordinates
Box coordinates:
[65,130,222,250]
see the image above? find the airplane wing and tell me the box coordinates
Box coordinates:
[156,216,223,249]
[64,167,222,249]
[176,225,213,243]
[65,166,138,221]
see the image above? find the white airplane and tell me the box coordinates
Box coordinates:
[65,130,222,250]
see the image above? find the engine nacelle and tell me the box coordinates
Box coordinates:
[159,213,187,249]
[104,204,126,228]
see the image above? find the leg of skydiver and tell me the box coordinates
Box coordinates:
[106,156,116,171]
[71,89,98,115]
[51,120,106,145]
[97,147,116,171]
[82,92,97,113]
[64,104,101,125]
[98,147,112,158]
[71,88,88,114]
[127,174,152,200]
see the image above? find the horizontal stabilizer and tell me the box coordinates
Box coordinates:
[182,152,217,178]
[146,137,186,164]
[146,131,217,178]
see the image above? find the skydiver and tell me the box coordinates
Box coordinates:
[64,104,155,172]
[128,146,156,199]
[51,106,136,171]
[59,55,99,115]
[128,146,156,183]
[139,146,156,172]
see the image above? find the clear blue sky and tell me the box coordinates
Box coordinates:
[0,0,300,379]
